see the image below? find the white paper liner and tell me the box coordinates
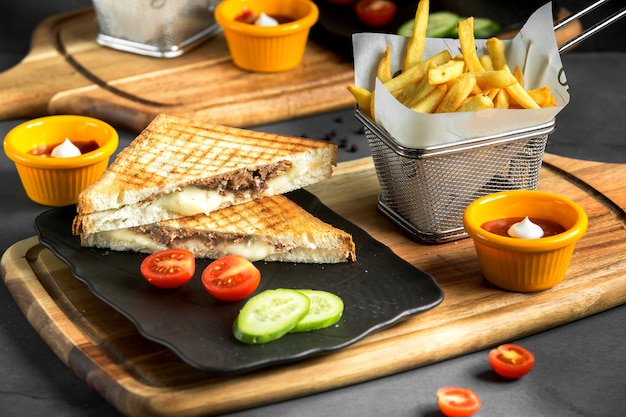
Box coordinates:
[353,2,569,149]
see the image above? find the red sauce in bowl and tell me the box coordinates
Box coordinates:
[28,140,100,157]
[234,7,294,24]
[481,217,566,237]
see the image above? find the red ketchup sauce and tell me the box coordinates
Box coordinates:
[234,7,294,24]
[481,217,566,238]
[28,140,100,157]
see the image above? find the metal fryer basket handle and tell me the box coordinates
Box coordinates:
[556,0,626,54]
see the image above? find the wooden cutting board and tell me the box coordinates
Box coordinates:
[2,153,626,417]
[0,8,355,132]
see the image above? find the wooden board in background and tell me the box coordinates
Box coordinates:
[0,8,355,132]
[2,153,626,417]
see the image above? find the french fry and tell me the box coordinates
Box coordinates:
[485,88,499,101]
[457,94,494,112]
[459,96,473,107]
[384,62,429,95]
[370,91,376,120]
[377,44,393,83]
[384,50,452,94]
[405,62,438,107]
[498,65,539,109]
[480,54,494,71]
[506,82,540,109]
[527,86,557,108]
[458,17,484,72]
[403,0,430,71]
[347,85,373,117]
[486,37,507,70]
[474,68,518,90]
[411,84,448,113]
[425,49,456,67]
[428,59,466,85]
[399,61,437,105]
[494,89,510,109]
[513,65,524,87]
[435,72,476,113]
[347,4,558,116]
[471,82,482,96]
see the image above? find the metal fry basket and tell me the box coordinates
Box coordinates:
[92,0,222,58]
[355,106,556,243]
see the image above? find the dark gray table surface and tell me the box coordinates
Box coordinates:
[2,1,626,416]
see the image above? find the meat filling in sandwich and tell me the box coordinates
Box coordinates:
[72,114,338,235]
[80,195,357,264]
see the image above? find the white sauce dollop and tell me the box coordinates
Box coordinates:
[254,12,279,26]
[507,216,544,239]
[51,138,81,158]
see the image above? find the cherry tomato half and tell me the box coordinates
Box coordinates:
[140,249,195,289]
[436,387,482,417]
[202,255,261,301]
[489,343,535,379]
[355,0,397,27]
[234,6,257,24]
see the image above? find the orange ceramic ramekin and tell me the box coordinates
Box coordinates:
[215,0,319,72]
[3,115,118,207]
[463,190,588,292]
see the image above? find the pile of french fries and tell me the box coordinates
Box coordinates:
[349,0,556,119]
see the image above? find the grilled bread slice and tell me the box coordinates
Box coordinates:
[80,195,357,263]
[72,113,338,235]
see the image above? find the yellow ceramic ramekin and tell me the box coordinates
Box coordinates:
[463,190,588,292]
[3,115,118,207]
[215,0,319,72]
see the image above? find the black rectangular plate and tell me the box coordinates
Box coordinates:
[35,189,443,374]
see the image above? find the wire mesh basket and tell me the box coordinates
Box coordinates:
[92,0,222,58]
[355,106,556,243]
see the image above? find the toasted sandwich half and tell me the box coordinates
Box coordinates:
[72,113,338,235]
[80,195,357,263]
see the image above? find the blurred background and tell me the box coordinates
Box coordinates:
[1,0,624,71]
[0,0,624,165]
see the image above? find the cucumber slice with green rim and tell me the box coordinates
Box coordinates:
[472,17,501,38]
[233,289,310,344]
[426,11,461,38]
[397,12,459,38]
[397,19,416,37]
[291,290,344,333]
[398,12,500,39]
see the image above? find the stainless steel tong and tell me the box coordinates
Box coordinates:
[555,0,626,54]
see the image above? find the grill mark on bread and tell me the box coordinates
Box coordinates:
[81,195,357,262]
[129,225,289,254]
[153,195,356,262]
[193,160,293,193]
[73,114,339,236]
[130,195,297,251]
[130,161,294,208]
[98,118,327,191]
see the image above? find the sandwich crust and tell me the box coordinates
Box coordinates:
[72,114,338,235]
[81,195,357,263]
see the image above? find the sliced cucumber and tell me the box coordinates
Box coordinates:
[233,289,310,344]
[291,290,344,333]
[398,12,500,39]
[427,11,461,38]
[398,12,460,38]
[397,19,415,37]
[473,17,501,38]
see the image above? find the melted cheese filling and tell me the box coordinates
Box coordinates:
[149,167,298,216]
[155,186,237,216]
[100,229,163,252]
[98,229,277,262]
